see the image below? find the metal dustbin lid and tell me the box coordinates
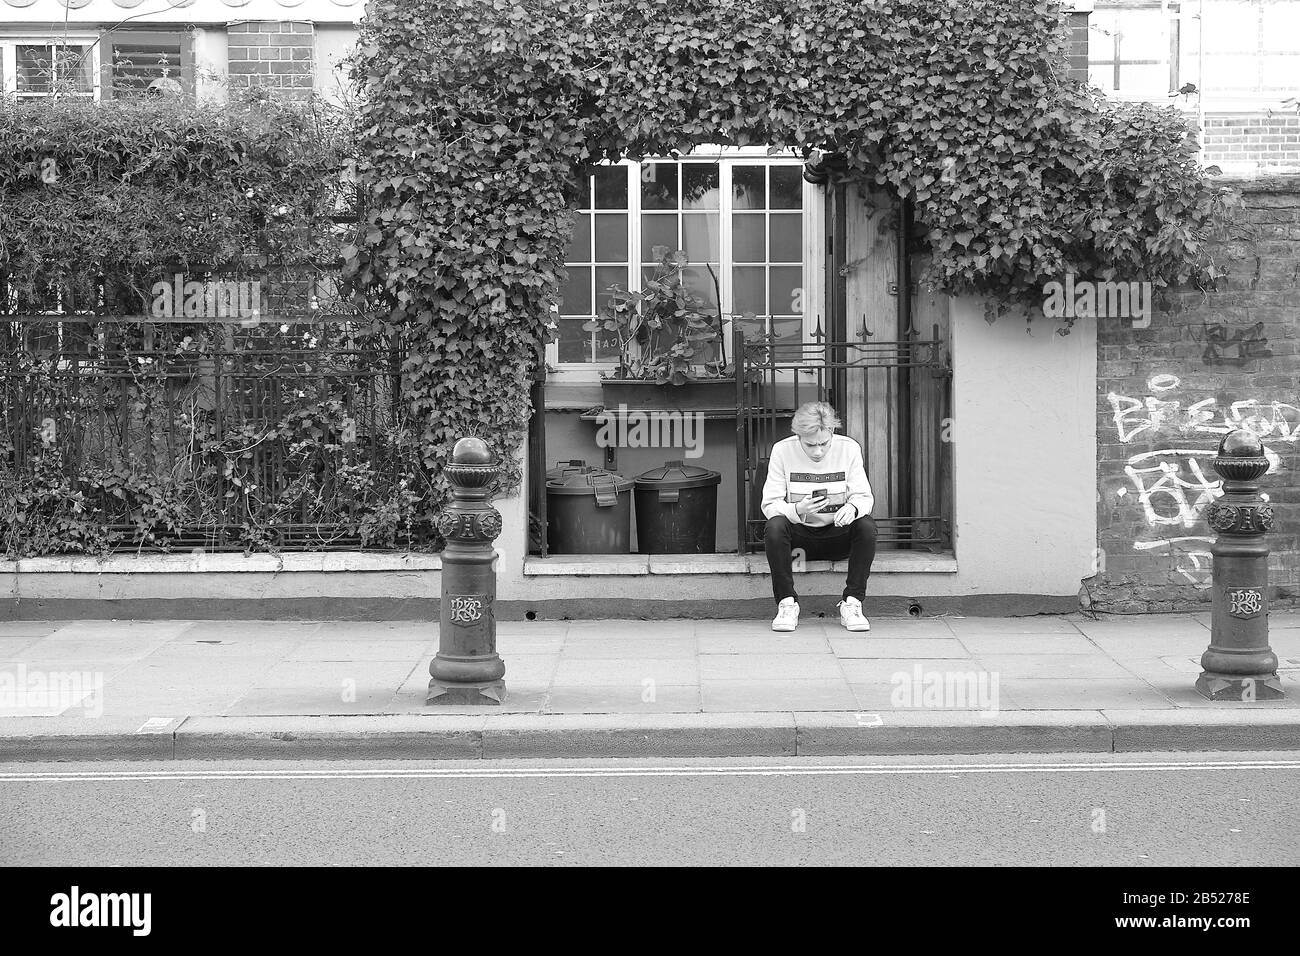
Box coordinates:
[546,466,633,507]
[633,460,722,503]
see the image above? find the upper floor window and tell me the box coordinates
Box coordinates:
[1189,0,1300,96]
[0,32,192,101]
[103,33,190,99]
[553,151,817,371]
[1089,0,1300,103]
[1089,1,1179,97]
[4,42,96,98]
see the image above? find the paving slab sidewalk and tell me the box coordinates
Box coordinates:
[2,611,1300,760]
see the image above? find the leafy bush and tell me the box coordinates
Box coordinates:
[0,91,351,309]
[346,0,1233,501]
[0,93,437,556]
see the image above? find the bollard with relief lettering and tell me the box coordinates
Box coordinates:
[1196,430,1284,701]
[428,436,506,705]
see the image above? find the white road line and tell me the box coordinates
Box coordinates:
[2,760,1299,783]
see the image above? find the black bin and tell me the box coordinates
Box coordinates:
[546,460,588,481]
[633,460,722,554]
[546,466,633,554]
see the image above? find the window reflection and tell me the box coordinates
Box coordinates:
[559,158,805,365]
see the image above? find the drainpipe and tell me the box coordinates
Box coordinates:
[1197,0,1206,167]
[896,195,914,535]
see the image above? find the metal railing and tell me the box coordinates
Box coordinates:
[1,270,418,554]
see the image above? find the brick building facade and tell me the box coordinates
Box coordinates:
[0,0,358,104]
[1091,176,1300,612]
[1087,0,1300,176]
[226,21,316,102]
[1202,115,1300,174]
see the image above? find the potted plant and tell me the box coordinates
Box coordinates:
[587,246,736,412]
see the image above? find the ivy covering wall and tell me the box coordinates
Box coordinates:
[347,0,1234,512]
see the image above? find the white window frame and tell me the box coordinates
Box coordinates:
[547,145,826,385]
[100,30,193,100]
[1089,0,1300,112]
[0,35,103,100]
[1087,1,1180,101]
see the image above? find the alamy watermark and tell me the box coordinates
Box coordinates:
[890,664,1000,716]
[1042,274,1151,328]
[593,404,705,458]
[50,887,151,936]
[151,274,262,325]
[0,665,103,717]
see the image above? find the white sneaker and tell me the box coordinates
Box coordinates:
[837,596,870,632]
[771,597,800,632]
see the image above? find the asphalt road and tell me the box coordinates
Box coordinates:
[2,752,1297,867]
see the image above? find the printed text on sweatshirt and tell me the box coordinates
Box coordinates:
[760,434,874,528]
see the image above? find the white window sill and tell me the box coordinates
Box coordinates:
[0,553,443,574]
[3,551,957,576]
[524,552,957,576]
[547,366,617,386]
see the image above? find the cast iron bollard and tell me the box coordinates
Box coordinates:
[427,436,506,705]
[1196,430,1284,701]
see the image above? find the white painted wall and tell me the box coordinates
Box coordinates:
[193,25,228,103]
[489,295,1099,604]
[945,296,1097,597]
[314,22,358,105]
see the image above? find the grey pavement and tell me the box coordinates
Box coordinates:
[2,611,1300,759]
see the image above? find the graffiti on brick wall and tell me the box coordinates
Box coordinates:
[1198,321,1273,366]
[1105,374,1296,583]
[1108,374,1299,443]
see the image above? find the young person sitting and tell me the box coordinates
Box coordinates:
[761,402,877,632]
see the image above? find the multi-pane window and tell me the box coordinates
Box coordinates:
[1188,0,1300,96]
[1089,0,1300,101]
[557,168,630,364]
[1,33,191,100]
[1088,2,1178,96]
[555,154,813,368]
[730,164,805,350]
[640,159,721,310]
[103,33,189,99]
[12,44,94,98]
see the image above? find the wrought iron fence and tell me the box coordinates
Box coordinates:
[0,275,428,555]
[735,326,952,555]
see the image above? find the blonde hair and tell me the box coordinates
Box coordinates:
[791,401,841,437]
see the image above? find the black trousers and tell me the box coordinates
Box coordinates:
[764,514,878,605]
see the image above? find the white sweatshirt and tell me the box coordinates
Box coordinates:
[761,434,875,529]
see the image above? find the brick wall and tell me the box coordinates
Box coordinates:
[1066,11,1089,82]
[227,21,315,102]
[1202,113,1300,174]
[1090,177,1300,612]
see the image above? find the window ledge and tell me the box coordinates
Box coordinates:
[1,553,442,574]
[524,551,956,576]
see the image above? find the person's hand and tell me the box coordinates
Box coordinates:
[833,504,858,527]
[795,493,827,519]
